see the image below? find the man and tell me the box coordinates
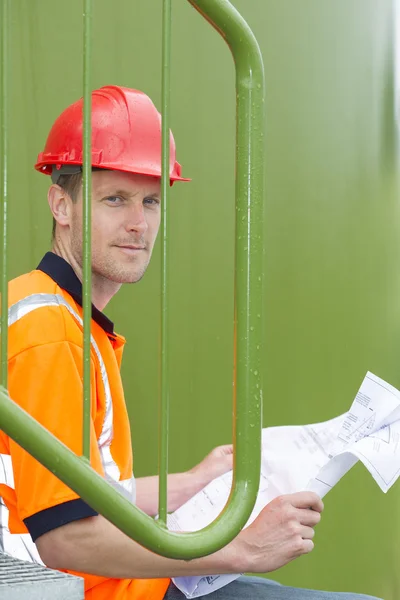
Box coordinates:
[0,86,381,600]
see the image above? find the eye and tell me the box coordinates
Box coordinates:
[143,196,160,206]
[105,196,124,205]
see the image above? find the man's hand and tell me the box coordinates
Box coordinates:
[38,489,324,580]
[233,491,324,573]
[136,445,233,516]
[188,444,233,488]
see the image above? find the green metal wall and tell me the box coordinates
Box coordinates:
[5,1,399,597]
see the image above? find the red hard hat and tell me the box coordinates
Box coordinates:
[35,85,190,183]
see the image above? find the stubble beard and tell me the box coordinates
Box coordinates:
[71,233,151,285]
[92,248,151,284]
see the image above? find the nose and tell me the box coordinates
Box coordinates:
[125,202,148,236]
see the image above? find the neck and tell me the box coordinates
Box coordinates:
[51,240,121,312]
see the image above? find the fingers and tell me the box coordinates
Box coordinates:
[288,491,324,513]
[290,527,315,559]
[302,539,314,554]
[292,527,316,558]
[299,525,316,540]
[240,493,320,572]
[217,444,233,455]
[296,508,322,527]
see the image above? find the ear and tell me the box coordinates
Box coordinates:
[48,184,73,229]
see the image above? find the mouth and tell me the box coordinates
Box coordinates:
[117,245,145,250]
[116,245,146,255]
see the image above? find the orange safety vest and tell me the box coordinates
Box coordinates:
[0,252,170,600]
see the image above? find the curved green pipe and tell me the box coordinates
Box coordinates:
[0,0,265,559]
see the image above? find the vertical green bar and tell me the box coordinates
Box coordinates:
[0,0,8,391]
[82,0,92,461]
[158,0,172,525]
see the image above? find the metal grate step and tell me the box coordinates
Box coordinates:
[0,553,84,599]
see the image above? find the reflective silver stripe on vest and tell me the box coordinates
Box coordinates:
[7,293,135,503]
[0,454,14,488]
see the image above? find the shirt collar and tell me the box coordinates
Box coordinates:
[37,252,115,335]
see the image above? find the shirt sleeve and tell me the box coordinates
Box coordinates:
[8,340,104,539]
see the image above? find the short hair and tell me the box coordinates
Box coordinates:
[52,173,82,239]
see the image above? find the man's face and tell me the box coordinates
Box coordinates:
[70,170,161,284]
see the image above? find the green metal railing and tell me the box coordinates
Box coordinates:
[0,0,265,559]
[82,0,93,463]
[159,0,173,526]
[0,0,8,392]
